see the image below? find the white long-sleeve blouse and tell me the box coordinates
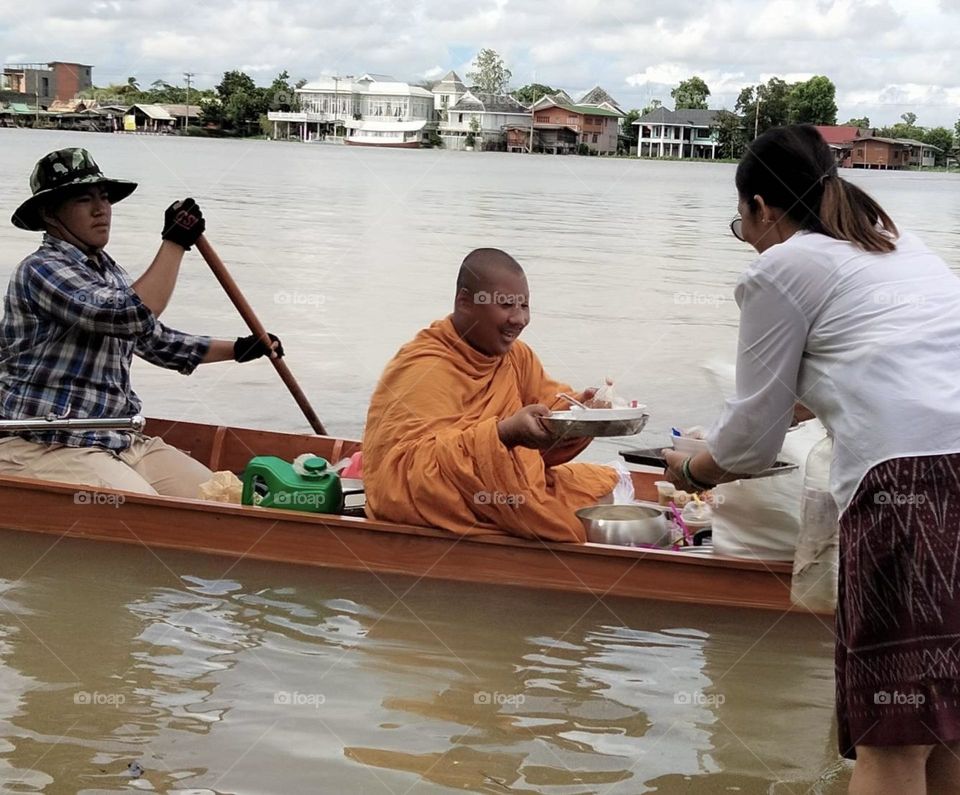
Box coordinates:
[706,229,960,512]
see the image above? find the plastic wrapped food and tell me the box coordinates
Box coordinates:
[198,471,244,504]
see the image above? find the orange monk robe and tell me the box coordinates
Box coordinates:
[363,317,619,542]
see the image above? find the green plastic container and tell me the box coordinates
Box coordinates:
[241,455,344,514]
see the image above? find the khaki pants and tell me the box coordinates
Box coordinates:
[0,434,213,497]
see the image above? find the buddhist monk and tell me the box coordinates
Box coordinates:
[363,248,619,542]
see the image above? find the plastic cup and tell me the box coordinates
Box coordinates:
[654,480,676,506]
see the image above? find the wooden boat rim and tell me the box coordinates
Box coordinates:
[0,469,794,576]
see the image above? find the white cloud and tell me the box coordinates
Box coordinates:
[0,0,957,126]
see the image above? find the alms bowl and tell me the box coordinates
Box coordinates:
[541,407,649,438]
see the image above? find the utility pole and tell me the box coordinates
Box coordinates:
[183,72,194,131]
[754,94,762,140]
[529,91,537,154]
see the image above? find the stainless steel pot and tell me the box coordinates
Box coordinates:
[576,504,673,547]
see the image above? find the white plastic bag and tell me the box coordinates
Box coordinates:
[710,420,824,560]
[701,359,824,560]
[589,378,628,409]
[597,460,637,505]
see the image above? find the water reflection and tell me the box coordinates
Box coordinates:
[336,586,840,793]
[0,531,848,793]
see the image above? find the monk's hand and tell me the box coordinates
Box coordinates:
[498,404,555,449]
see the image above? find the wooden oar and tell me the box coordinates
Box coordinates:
[196,236,328,436]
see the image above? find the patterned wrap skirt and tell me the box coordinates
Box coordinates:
[837,452,960,759]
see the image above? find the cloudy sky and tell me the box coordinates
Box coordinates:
[2,0,959,127]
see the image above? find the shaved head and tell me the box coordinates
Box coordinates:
[452,248,531,357]
[456,248,525,296]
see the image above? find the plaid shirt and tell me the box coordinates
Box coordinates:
[0,235,211,450]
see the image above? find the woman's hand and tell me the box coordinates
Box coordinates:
[663,449,733,491]
[662,448,691,489]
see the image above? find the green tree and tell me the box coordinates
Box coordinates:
[204,70,267,134]
[619,109,642,154]
[466,49,512,94]
[736,77,791,139]
[671,76,710,110]
[511,83,556,105]
[640,98,663,116]
[878,115,922,141]
[787,76,837,125]
[266,70,300,112]
[922,127,955,164]
[845,116,870,129]
[955,116,960,143]
[714,110,746,158]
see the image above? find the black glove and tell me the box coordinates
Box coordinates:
[234,333,284,363]
[162,198,205,250]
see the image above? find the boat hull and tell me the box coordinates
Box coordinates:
[0,418,819,614]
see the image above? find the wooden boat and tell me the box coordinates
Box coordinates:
[0,417,823,614]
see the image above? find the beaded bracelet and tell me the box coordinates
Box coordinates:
[682,456,714,492]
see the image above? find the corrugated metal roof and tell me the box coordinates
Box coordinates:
[814,125,863,145]
[128,103,174,121]
[158,103,202,118]
[533,95,623,118]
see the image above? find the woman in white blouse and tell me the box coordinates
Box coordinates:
[664,124,960,794]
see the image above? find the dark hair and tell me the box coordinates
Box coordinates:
[736,124,898,253]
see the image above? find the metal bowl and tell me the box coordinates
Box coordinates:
[541,408,649,439]
[576,504,673,547]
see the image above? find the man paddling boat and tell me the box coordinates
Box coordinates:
[0,147,283,496]
[363,248,618,542]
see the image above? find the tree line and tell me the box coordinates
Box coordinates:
[79,54,960,161]
[80,71,305,136]
[468,49,959,163]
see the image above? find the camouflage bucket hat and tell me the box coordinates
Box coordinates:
[11,147,138,231]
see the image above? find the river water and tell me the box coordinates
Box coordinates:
[0,128,957,792]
